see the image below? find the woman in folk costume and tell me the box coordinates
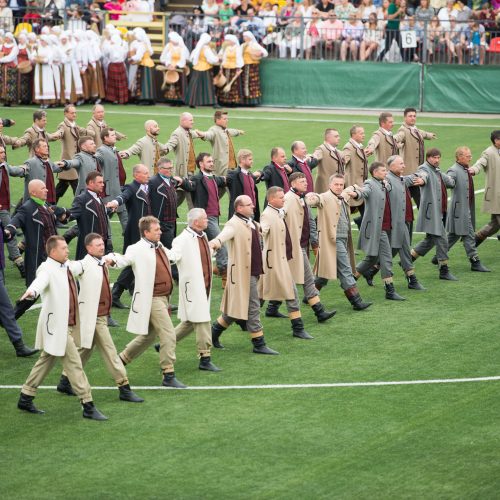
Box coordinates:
[104,33,129,104]
[241,30,268,106]
[60,31,83,104]
[216,34,244,106]
[129,27,155,104]
[33,35,57,108]
[16,32,33,104]
[0,32,20,105]
[100,24,116,77]
[185,33,219,108]
[48,34,65,106]
[85,30,106,104]
[159,31,189,104]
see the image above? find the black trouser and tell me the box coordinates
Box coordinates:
[55,179,78,202]
[115,266,134,296]
[378,29,402,61]
[408,185,421,209]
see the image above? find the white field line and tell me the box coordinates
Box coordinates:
[2,375,500,391]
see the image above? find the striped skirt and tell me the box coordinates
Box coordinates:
[0,65,19,104]
[106,62,129,104]
[217,67,243,105]
[133,65,156,102]
[185,69,216,107]
[242,64,262,106]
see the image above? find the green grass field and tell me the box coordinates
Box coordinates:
[0,105,499,499]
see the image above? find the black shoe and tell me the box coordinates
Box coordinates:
[291,318,314,340]
[118,384,144,402]
[82,401,108,420]
[15,261,26,279]
[13,340,39,357]
[311,302,336,323]
[107,316,119,327]
[364,266,379,286]
[384,282,406,301]
[199,356,222,372]
[251,335,279,355]
[18,393,45,414]
[57,375,76,396]
[211,321,226,349]
[345,287,372,310]
[439,264,458,281]
[407,274,426,290]
[162,372,187,388]
[431,255,438,265]
[265,301,287,318]
[112,284,128,309]
[470,257,490,272]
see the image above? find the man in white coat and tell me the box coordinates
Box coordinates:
[17,235,107,420]
[56,233,144,403]
[170,208,221,372]
[109,216,186,388]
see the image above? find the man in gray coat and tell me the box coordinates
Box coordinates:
[444,147,489,272]
[411,148,457,281]
[350,162,406,301]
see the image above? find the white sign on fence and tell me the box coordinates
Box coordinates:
[401,31,417,48]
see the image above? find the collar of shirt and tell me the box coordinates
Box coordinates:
[268,204,285,218]
[187,226,206,238]
[293,154,307,164]
[91,255,105,266]
[325,143,337,152]
[381,128,393,136]
[140,184,149,193]
[272,162,286,170]
[33,124,45,133]
[30,196,46,206]
[66,120,76,128]
[160,174,171,185]
[95,120,104,127]
[88,189,101,201]
[236,213,256,229]
[202,172,214,178]
[142,237,159,248]
[352,139,363,149]
[240,167,250,175]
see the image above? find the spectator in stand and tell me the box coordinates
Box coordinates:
[316,0,335,19]
[377,0,405,61]
[305,8,324,57]
[430,0,447,13]
[259,1,278,30]
[414,0,433,23]
[401,14,423,61]
[438,0,458,29]
[202,0,219,26]
[279,14,303,57]
[461,19,486,64]
[279,0,297,26]
[335,0,357,20]
[455,0,472,26]
[445,17,463,63]
[359,0,377,22]
[219,0,234,26]
[238,7,266,39]
[321,9,344,58]
[297,0,315,18]
[0,0,13,32]
[8,0,26,20]
[360,11,383,60]
[426,15,446,62]
[236,0,253,17]
[475,2,498,32]
[340,12,364,60]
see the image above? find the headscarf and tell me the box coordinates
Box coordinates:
[190,32,211,66]
[168,31,189,60]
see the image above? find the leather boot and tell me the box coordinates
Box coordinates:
[118,384,144,402]
[407,274,426,290]
[199,356,222,372]
[251,335,279,355]
[211,321,226,349]
[384,282,406,301]
[265,300,287,318]
[344,287,372,310]
[82,401,108,420]
[470,257,490,272]
[15,260,26,279]
[314,278,325,292]
[364,266,379,286]
[291,318,314,339]
[112,283,128,309]
[13,339,38,357]
[162,372,187,388]
[311,302,336,323]
[475,234,485,247]
[439,264,458,281]
[107,316,119,327]
[57,375,76,396]
[431,255,438,265]
[18,393,44,414]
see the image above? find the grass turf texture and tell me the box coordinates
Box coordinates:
[0,105,499,499]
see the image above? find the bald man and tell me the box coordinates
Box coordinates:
[87,104,126,148]
[120,120,167,174]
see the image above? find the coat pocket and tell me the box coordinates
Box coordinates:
[484,187,491,201]
[453,201,460,219]
[266,249,272,270]
[425,203,432,220]
[46,312,54,336]
[364,221,371,240]
[230,264,236,285]
[131,292,140,313]
[184,282,192,302]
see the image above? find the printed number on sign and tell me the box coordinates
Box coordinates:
[401,31,417,48]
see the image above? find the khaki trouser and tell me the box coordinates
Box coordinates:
[175,320,212,357]
[22,329,93,403]
[120,296,176,374]
[63,316,128,386]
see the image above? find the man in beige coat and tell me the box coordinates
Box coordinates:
[86,104,126,148]
[209,195,279,355]
[471,130,500,244]
[365,112,401,165]
[313,128,345,195]
[14,110,62,157]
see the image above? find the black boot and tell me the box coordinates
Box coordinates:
[344,287,372,310]
[162,372,187,388]
[439,264,458,281]
[265,300,287,318]
[107,316,119,327]
[82,401,108,420]
[112,284,128,309]
[311,302,336,323]
[470,257,490,272]
[407,274,426,290]
[364,266,379,286]
[13,339,39,357]
[18,393,44,414]
[118,384,144,402]
[199,356,222,372]
[431,255,438,265]
[154,343,160,352]
[15,261,26,279]
[291,318,314,339]
[211,321,226,349]
[475,234,485,247]
[57,375,76,396]
[302,296,308,305]
[251,335,279,355]
[384,282,406,301]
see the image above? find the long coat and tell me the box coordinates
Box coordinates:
[86,118,126,148]
[367,128,400,165]
[283,190,307,284]
[179,171,226,210]
[356,177,391,256]
[0,162,25,200]
[226,167,261,222]
[170,228,212,323]
[164,126,199,177]
[445,162,475,235]
[112,239,174,335]
[57,118,94,179]
[202,124,241,176]
[64,151,101,195]
[27,258,83,356]
[15,125,62,157]
[122,135,167,174]
[215,215,261,320]
[95,143,125,205]
[395,124,434,175]
[312,143,345,194]
[70,190,111,259]
[149,173,179,221]
[343,139,368,208]
[415,162,454,236]
[260,205,295,301]
[22,155,66,201]
[386,171,413,249]
[470,145,500,214]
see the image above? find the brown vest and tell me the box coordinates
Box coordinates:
[97,265,112,317]
[153,248,173,297]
